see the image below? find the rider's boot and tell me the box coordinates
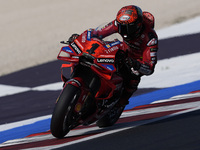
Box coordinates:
[117,87,137,106]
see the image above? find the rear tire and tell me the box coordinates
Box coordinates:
[50,84,80,138]
[96,105,125,128]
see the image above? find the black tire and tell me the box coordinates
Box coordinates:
[96,105,125,128]
[50,84,80,138]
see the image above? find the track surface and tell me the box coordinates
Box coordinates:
[0,31,200,149]
[1,93,200,150]
[60,110,200,150]
[1,33,200,124]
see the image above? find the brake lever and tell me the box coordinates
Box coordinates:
[60,41,70,45]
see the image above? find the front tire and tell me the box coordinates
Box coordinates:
[50,84,80,138]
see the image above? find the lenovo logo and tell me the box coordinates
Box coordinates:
[97,58,114,63]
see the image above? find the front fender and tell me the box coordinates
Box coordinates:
[65,78,83,88]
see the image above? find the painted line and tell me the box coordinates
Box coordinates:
[0,115,51,132]
[0,80,199,144]
[21,106,200,150]
[32,82,63,91]
[0,92,200,149]
[0,117,51,144]
[127,80,200,110]
[0,107,196,149]
[0,84,30,97]
[139,52,200,88]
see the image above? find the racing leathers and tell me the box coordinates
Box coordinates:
[91,12,158,106]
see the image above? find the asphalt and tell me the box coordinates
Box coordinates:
[57,109,200,150]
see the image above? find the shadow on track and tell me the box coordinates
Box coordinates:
[57,109,200,150]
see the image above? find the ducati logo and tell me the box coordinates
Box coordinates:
[71,42,82,54]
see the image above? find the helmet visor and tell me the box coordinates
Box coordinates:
[118,22,140,37]
[118,23,128,36]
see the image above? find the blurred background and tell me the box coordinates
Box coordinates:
[1,0,200,76]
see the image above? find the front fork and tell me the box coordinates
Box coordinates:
[64,65,101,117]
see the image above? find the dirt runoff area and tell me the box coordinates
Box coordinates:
[1,0,200,76]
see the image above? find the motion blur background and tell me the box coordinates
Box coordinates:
[1,0,200,76]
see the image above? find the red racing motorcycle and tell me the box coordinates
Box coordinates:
[50,29,127,138]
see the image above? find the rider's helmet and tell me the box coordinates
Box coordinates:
[116,5,143,39]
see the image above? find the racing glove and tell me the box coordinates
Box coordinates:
[125,57,154,76]
[68,33,79,43]
[125,57,141,76]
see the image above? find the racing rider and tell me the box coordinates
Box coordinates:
[69,5,158,106]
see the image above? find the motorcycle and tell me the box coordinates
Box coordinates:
[50,29,127,139]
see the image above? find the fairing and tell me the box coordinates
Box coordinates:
[57,29,122,80]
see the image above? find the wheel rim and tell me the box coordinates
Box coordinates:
[63,94,80,132]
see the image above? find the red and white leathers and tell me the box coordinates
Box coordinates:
[91,12,158,106]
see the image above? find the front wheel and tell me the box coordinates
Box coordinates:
[96,105,125,128]
[50,84,80,138]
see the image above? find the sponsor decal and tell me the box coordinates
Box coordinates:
[74,39,84,50]
[99,55,115,58]
[105,46,119,54]
[125,10,133,15]
[97,58,114,63]
[150,48,158,52]
[105,40,121,48]
[72,56,79,59]
[147,38,158,46]
[120,15,130,21]
[106,44,111,48]
[87,28,92,41]
[71,42,82,54]
[139,64,152,75]
[111,40,121,46]
[101,64,115,71]
[150,52,157,57]
[62,46,74,53]
[82,32,87,43]
[151,57,156,61]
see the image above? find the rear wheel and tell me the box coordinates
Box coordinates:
[50,84,80,138]
[96,105,125,128]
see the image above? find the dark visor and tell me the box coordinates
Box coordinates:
[117,22,139,37]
